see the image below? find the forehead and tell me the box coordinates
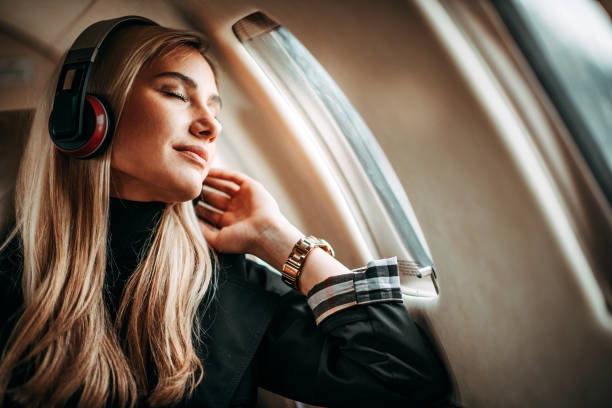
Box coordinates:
[143,46,217,91]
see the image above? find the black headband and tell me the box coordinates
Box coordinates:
[49,16,159,148]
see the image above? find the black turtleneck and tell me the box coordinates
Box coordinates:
[106,197,166,315]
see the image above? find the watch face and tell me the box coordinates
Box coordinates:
[303,236,335,257]
[319,238,335,257]
[302,238,313,245]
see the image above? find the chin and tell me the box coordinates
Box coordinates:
[170,185,203,203]
[163,168,206,202]
[184,180,205,202]
[159,178,202,203]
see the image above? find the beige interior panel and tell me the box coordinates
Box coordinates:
[0,0,95,55]
[52,0,189,55]
[0,31,55,111]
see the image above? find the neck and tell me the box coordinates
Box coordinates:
[110,169,167,202]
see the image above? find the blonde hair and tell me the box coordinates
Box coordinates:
[0,25,216,407]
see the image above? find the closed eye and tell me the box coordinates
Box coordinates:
[161,90,189,102]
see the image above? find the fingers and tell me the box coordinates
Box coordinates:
[203,176,240,196]
[201,187,231,211]
[195,201,223,227]
[198,218,219,247]
[207,167,249,185]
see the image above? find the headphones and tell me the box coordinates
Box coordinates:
[49,16,159,158]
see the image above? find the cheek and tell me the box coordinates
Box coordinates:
[200,143,217,179]
[208,143,217,165]
[111,98,173,172]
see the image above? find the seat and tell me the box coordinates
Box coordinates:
[0,109,31,238]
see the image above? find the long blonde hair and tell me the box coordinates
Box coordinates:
[0,25,216,407]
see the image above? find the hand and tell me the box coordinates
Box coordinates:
[197,168,350,295]
[195,168,302,265]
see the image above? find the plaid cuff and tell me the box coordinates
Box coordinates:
[306,257,403,325]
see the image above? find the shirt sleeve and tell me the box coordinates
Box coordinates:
[306,257,403,325]
[247,257,451,407]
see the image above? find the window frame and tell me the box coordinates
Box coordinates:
[233,12,439,296]
[491,0,612,206]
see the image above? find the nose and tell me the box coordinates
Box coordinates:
[189,109,221,142]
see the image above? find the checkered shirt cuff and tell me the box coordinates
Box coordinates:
[306,257,403,325]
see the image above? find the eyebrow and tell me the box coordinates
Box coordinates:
[155,71,198,88]
[154,71,222,112]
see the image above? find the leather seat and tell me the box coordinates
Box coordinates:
[0,109,31,238]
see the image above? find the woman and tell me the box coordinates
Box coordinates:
[0,19,449,407]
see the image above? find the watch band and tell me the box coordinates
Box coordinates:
[281,236,334,290]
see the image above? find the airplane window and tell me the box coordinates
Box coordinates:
[233,12,438,296]
[492,0,612,205]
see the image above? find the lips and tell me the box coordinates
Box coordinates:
[175,144,208,167]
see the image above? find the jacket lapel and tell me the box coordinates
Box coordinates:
[187,255,280,407]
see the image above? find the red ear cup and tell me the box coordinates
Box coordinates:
[50,17,157,159]
[55,95,110,158]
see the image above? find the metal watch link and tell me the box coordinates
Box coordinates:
[281,235,335,290]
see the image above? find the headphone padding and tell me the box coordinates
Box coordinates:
[55,95,110,158]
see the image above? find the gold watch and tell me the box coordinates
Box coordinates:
[281,235,335,290]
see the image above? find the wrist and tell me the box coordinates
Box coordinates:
[253,216,303,271]
[280,237,334,293]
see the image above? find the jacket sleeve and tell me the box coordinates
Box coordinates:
[250,257,450,407]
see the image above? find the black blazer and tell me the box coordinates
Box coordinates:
[189,253,450,407]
